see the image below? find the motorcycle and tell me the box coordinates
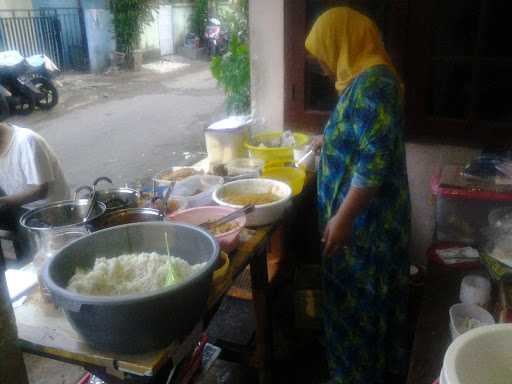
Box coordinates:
[0,50,59,117]
[204,18,229,57]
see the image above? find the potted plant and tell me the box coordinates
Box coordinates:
[110,0,155,71]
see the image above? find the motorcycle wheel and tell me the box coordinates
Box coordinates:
[0,94,9,122]
[32,77,59,110]
[15,95,35,115]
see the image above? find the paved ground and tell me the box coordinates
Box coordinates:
[6,56,226,191]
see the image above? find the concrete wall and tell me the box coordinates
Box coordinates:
[0,0,32,9]
[249,0,284,132]
[81,0,115,73]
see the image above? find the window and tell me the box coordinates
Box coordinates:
[406,0,511,144]
[285,0,405,132]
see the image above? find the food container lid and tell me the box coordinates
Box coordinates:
[432,166,512,201]
[206,115,252,132]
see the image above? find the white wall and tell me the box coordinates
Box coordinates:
[172,3,193,49]
[140,9,161,51]
[249,0,284,132]
[406,143,480,264]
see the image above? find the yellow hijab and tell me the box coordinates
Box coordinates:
[305,7,398,93]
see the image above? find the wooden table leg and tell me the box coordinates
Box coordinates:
[250,244,273,383]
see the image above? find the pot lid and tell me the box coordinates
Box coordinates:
[206,115,252,132]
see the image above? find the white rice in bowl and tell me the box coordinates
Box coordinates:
[67,252,206,296]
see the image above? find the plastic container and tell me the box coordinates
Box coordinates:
[245,131,310,164]
[432,169,512,244]
[168,206,245,252]
[171,174,224,208]
[204,116,251,166]
[459,275,492,307]
[448,303,495,340]
[226,158,264,177]
[33,228,89,301]
[153,166,204,187]
[262,160,306,196]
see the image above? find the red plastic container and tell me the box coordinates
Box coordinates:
[432,169,512,245]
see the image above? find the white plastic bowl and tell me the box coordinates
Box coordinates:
[449,303,495,340]
[443,324,512,384]
[213,178,292,226]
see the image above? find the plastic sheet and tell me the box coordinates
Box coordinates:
[483,207,512,267]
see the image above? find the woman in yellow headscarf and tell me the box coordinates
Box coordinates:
[306,7,410,384]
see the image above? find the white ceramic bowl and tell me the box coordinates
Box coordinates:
[213,178,292,226]
[443,324,512,384]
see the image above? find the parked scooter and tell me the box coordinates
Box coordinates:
[205,18,228,57]
[0,50,59,117]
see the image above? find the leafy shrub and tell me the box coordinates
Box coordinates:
[211,34,250,114]
[190,0,208,43]
[210,0,250,114]
[110,0,156,55]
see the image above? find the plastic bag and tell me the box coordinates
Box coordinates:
[483,208,512,267]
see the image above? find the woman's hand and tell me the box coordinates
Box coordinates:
[310,134,324,154]
[322,211,353,258]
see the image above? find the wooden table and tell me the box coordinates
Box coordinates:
[406,262,496,384]
[14,226,275,383]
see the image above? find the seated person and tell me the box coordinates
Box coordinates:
[0,123,69,261]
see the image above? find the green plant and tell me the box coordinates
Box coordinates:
[210,0,250,114]
[211,33,250,114]
[190,0,208,42]
[110,0,156,55]
[215,0,248,42]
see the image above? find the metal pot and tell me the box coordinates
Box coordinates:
[92,207,164,231]
[20,199,106,231]
[95,188,140,213]
[42,222,220,353]
[19,199,106,257]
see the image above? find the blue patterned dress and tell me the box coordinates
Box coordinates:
[318,65,410,384]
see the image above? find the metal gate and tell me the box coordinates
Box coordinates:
[0,8,89,71]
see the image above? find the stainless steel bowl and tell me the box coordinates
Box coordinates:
[95,188,140,212]
[92,207,164,231]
